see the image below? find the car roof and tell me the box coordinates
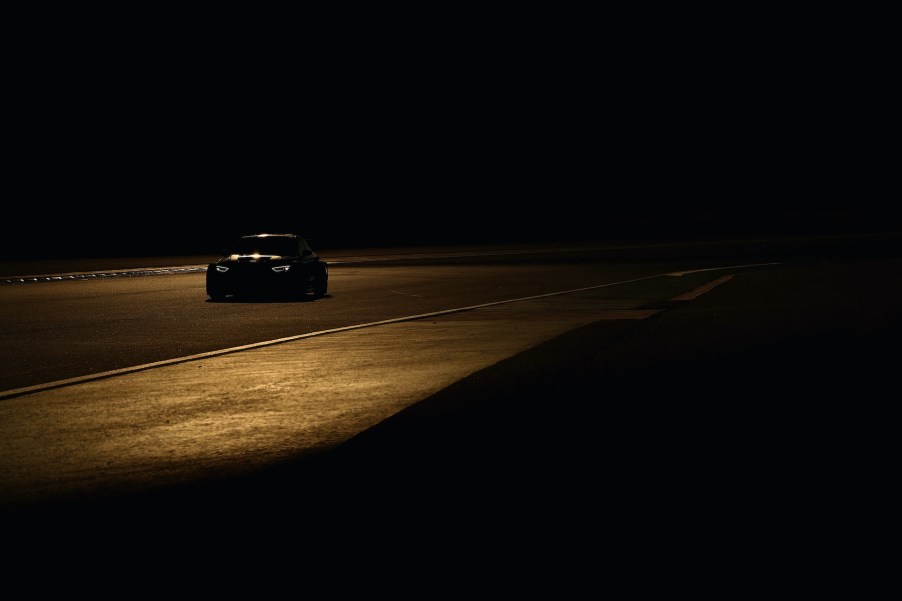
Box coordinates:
[240,233,298,239]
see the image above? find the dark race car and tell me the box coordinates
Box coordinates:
[206,233,328,301]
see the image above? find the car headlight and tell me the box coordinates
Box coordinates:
[215,265,229,273]
[271,265,291,273]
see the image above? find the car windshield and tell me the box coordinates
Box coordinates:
[231,237,299,257]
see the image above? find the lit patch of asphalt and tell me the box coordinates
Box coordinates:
[0,261,778,401]
[0,262,780,507]
[0,274,663,401]
[0,278,661,506]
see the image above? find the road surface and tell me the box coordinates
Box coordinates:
[1,234,900,567]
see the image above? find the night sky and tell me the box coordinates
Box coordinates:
[5,9,893,259]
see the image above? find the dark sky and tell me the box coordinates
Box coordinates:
[5,9,894,259]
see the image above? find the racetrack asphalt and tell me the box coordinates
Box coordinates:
[7,253,897,573]
[2,233,899,591]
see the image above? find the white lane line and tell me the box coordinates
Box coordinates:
[666,262,780,277]
[671,275,734,300]
[0,273,664,401]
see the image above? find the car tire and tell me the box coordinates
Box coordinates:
[312,266,328,298]
[206,267,227,301]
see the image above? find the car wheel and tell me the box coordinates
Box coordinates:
[312,266,328,298]
[206,267,227,301]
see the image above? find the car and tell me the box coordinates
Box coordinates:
[206,233,328,301]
